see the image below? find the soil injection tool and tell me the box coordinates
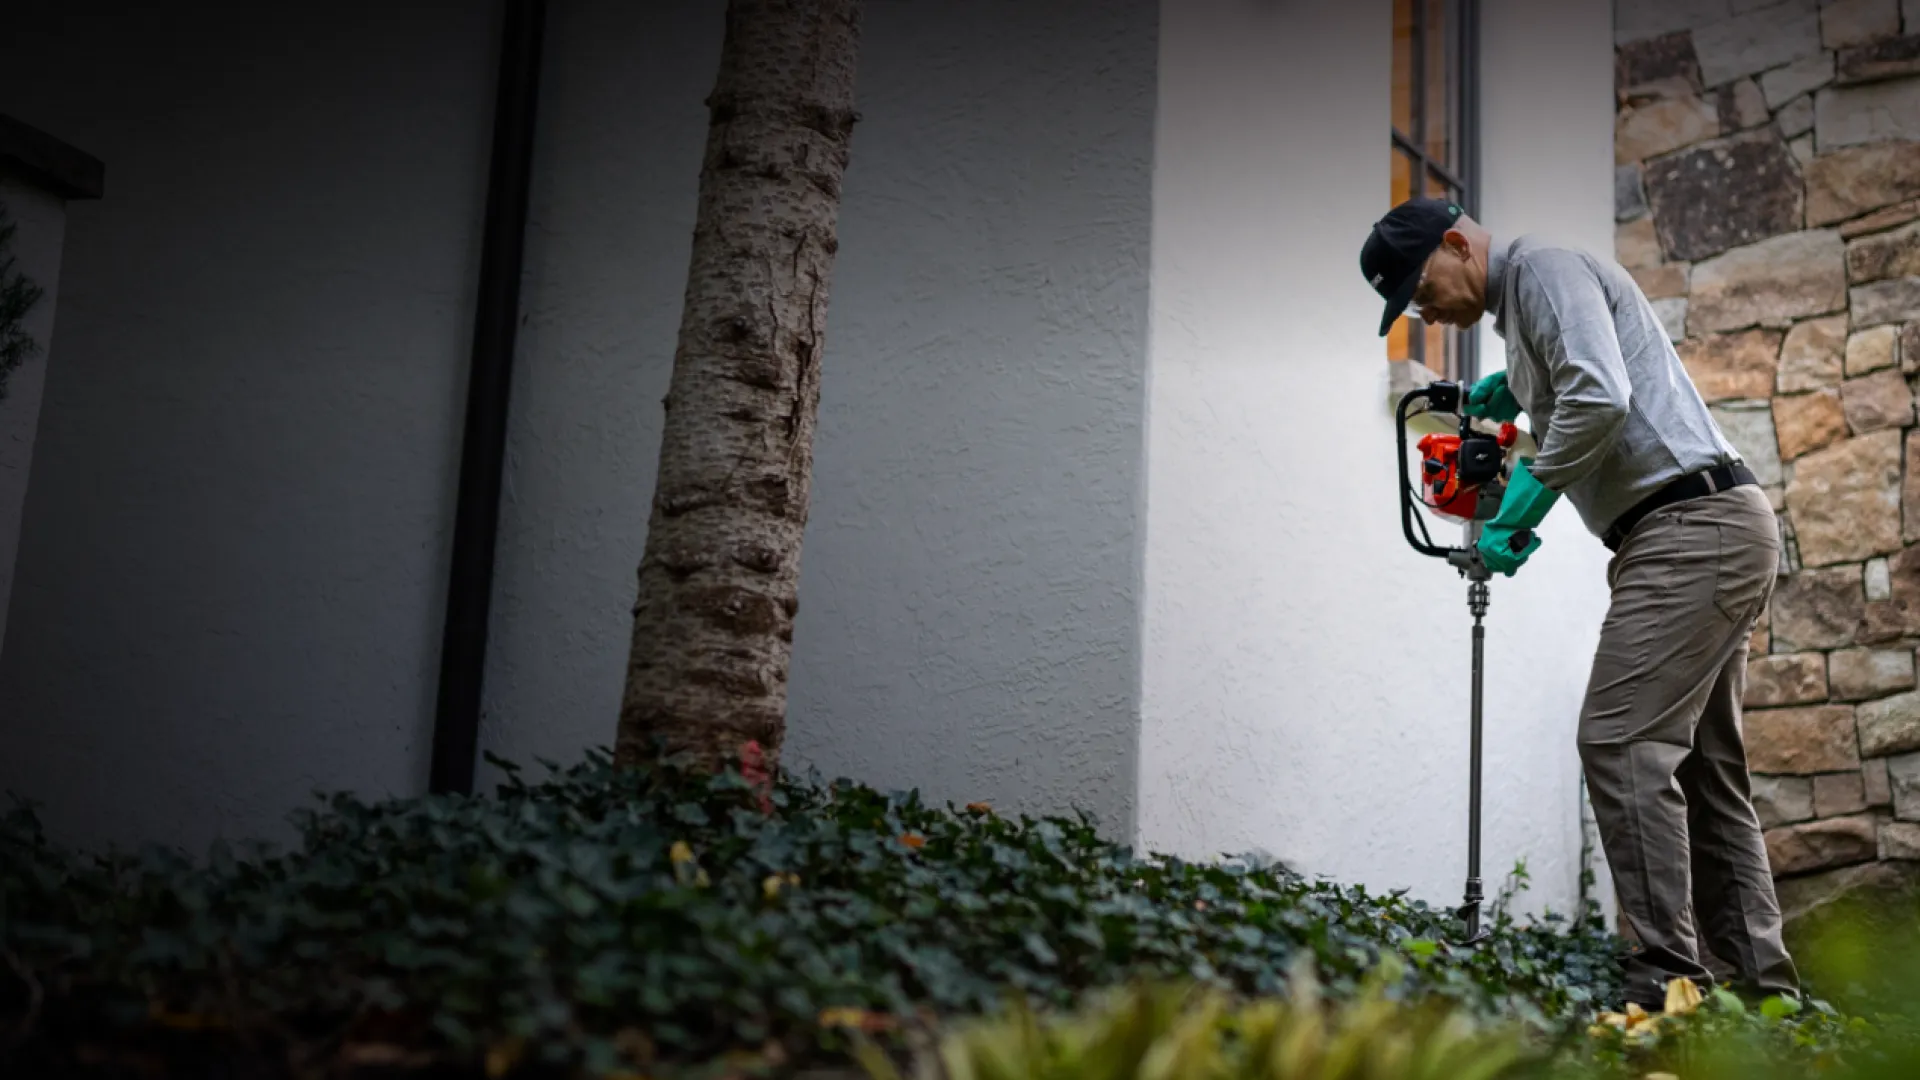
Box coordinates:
[1394,380,1534,947]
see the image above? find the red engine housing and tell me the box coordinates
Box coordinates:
[1417,423,1518,522]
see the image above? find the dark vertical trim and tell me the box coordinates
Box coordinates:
[1412,0,1426,198]
[1458,0,1481,383]
[1410,0,1429,372]
[430,0,548,796]
[1462,0,1481,217]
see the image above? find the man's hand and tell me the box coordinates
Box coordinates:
[1464,370,1522,422]
[1476,459,1559,576]
[1478,522,1541,575]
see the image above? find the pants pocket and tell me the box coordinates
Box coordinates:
[1713,521,1777,624]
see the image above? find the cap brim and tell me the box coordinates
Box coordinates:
[1377,272,1420,337]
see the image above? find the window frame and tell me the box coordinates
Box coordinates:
[1390,0,1480,385]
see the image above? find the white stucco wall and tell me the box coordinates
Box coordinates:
[1139,0,1614,919]
[0,176,66,660]
[479,0,1157,840]
[0,2,496,850]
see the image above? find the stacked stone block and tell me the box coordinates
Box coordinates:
[1613,0,1920,902]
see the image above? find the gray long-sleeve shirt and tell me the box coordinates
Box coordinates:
[1486,233,1740,539]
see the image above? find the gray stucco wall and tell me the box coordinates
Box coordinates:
[481,0,1155,839]
[0,1,495,850]
[0,174,68,660]
[0,0,1154,851]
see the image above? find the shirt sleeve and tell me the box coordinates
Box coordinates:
[1513,249,1630,493]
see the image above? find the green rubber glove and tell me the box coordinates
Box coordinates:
[1463,370,1522,423]
[1477,459,1559,576]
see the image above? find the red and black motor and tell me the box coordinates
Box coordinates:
[1395,380,1529,554]
[1417,420,1519,522]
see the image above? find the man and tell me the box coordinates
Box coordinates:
[1358,196,1799,1011]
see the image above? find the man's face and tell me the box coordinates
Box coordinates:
[1412,231,1484,329]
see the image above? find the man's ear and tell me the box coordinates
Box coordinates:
[1443,228,1472,258]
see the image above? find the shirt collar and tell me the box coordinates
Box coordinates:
[1483,233,1511,334]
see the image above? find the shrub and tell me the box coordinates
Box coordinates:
[2,746,1628,1077]
[0,199,47,402]
[858,956,1547,1080]
[862,962,1920,1080]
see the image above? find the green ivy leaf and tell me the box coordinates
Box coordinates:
[1761,994,1803,1021]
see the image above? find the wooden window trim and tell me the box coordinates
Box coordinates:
[1389,0,1479,385]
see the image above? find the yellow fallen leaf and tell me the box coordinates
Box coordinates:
[1664,976,1703,1016]
[338,1043,420,1066]
[485,1037,524,1078]
[669,840,693,864]
[966,802,992,814]
[1644,1073,1680,1080]
[819,1007,861,1027]
[694,868,710,888]
[819,1007,896,1032]
[614,1026,655,1065]
[899,833,926,849]
[148,1005,228,1031]
[763,875,784,899]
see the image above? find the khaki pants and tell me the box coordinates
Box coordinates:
[1579,483,1800,1007]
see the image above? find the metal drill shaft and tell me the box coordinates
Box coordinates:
[1469,582,1486,884]
[1461,574,1491,944]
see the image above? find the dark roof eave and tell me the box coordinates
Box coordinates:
[0,114,103,201]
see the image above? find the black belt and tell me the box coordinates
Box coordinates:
[1602,462,1758,552]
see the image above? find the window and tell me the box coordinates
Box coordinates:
[1389,0,1479,383]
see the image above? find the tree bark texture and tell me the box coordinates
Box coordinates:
[616,0,862,773]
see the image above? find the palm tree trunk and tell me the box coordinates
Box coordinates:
[616,0,863,774]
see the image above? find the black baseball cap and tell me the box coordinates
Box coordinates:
[1359,196,1464,336]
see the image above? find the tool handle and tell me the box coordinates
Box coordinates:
[1399,385,1537,566]
[1396,385,1458,560]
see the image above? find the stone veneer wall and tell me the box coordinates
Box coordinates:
[1612,0,1920,916]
